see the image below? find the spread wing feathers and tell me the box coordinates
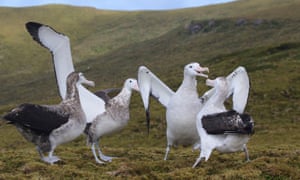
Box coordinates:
[26,22,74,99]
[25,22,106,123]
[201,110,254,135]
[226,66,250,113]
[201,66,250,113]
[138,66,174,110]
[3,103,69,134]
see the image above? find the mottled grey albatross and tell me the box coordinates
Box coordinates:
[3,72,94,164]
[85,78,139,164]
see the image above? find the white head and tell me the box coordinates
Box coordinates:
[184,62,209,78]
[124,78,139,92]
[206,77,228,92]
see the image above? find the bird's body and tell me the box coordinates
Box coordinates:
[193,77,253,168]
[165,70,202,146]
[85,78,139,164]
[138,63,209,160]
[3,72,94,164]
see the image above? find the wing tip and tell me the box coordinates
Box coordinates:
[146,108,150,135]
[138,66,150,73]
[25,22,43,38]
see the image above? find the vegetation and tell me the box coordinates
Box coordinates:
[0,0,300,179]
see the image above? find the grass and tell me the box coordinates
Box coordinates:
[1,0,300,179]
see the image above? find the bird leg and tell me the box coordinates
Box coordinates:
[164,144,171,160]
[91,143,105,164]
[36,146,45,159]
[192,157,204,168]
[96,141,115,162]
[37,146,59,164]
[243,144,250,162]
[38,145,60,165]
[192,141,201,152]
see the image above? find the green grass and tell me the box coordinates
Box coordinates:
[1,0,300,179]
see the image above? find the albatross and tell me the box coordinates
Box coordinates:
[138,64,250,160]
[138,63,209,160]
[3,72,94,164]
[84,78,139,164]
[25,22,105,123]
[192,75,253,168]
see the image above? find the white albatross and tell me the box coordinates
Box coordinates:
[192,75,253,168]
[138,63,209,160]
[25,22,105,123]
[84,78,139,164]
[138,64,251,160]
[3,72,94,164]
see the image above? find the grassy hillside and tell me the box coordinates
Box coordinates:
[0,0,300,179]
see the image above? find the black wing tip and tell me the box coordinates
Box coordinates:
[25,22,44,44]
[26,22,43,30]
[146,109,150,135]
[25,22,43,35]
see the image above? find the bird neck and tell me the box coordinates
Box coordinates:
[207,89,227,108]
[180,74,197,91]
[114,88,132,107]
[64,83,80,105]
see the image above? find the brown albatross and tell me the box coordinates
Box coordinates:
[3,72,94,164]
[85,78,139,164]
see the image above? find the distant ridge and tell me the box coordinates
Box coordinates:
[0,0,299,108]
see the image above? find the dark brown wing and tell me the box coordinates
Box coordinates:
[201,110,254,135]
[3,103,69,134]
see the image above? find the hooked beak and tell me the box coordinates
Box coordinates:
[134,84,140,92]
[79,73,95,87]
[196,66,209,78]
[84,80,95,87]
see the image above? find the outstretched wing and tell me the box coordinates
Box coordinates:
[25,22,105,123]
[138,66,174,109]
[138,66,174,132]
[226,66,250,113]
[201,66,250,113]
[26,22,74,99]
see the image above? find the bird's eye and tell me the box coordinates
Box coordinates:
[129,80,132,83]
[189,65,193,68]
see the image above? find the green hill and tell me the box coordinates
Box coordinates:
[0,0,299,179]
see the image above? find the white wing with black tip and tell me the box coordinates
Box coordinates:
[26,22,74,99]
[138,66,174,110]
[26,22,105,123]
[138,66,174,132]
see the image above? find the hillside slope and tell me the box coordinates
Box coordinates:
[1,0,300,107]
